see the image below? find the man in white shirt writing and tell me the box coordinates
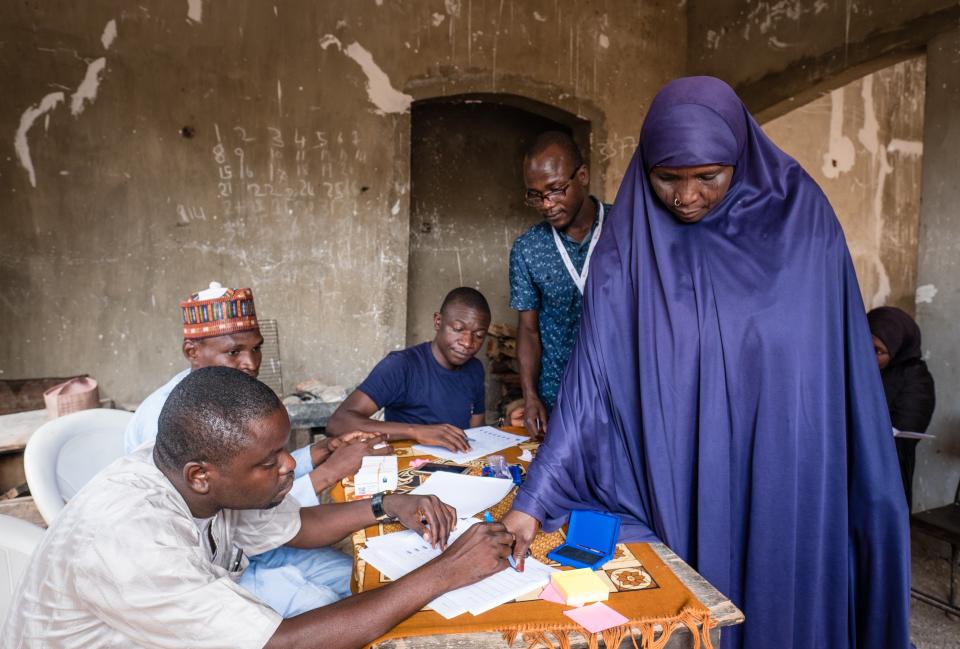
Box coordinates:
[3,367,514,649]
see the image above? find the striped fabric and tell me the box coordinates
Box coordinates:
[180,287,258,339]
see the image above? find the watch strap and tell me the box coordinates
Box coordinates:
[371,492,393,522]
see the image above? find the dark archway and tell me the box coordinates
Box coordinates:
[407,94,589,416]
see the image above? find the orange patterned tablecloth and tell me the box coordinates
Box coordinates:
[331,429,716,648]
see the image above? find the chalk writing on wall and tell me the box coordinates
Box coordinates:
[193,123,368,222]
[598,133,637,162]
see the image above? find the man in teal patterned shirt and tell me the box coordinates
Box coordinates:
[509,131,610,438]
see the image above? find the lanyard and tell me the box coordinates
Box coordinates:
[551,201,605,294]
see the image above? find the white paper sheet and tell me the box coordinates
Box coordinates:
[893,427,936,440]
[411,426,528,463]
[408,471,515,519]
[360,518,556,619]
[353,455,398,496]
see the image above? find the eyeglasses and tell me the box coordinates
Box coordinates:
[524,165,582,207]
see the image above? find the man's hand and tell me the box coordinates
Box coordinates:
[522,397,548,440]
[502,509,540,572]
[327,431,381,452]
[310,431,382,465]
[309,436,392,493]
[384,494,457,549]
[325,436,391,478]
[431,522,514,591]
[412,424,471,452]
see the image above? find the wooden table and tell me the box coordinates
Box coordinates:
[367,542,742,648]
[337,437,743,648]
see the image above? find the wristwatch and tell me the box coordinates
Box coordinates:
[370,492,395,522]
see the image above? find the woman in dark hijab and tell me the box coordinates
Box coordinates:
[868,306,936,510]
[503,77,910,649]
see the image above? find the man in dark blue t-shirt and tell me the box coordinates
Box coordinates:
[326,287,490,452]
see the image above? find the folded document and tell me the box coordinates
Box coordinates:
[353,455,398,496]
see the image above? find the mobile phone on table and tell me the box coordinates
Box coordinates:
[413,463,470,475]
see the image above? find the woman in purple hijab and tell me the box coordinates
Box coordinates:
[504,77,911,649]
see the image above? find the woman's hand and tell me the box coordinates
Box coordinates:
[501,509,540,571]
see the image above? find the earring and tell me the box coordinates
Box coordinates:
[673,196,682,207]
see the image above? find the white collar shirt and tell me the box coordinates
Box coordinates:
[1,444,301,649]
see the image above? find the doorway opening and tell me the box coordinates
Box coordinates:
[407,94,590,418]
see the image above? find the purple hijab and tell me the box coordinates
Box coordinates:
[514,77,910,649]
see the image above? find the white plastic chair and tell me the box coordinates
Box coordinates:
[0,514,45,626]
[24,408,132,524]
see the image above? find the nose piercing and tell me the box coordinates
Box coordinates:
[674,195,682,207]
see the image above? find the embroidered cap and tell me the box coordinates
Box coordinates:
[180,281,258,340]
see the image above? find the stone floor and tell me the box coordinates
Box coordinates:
[2,496,958,647]
[911,532,960,649]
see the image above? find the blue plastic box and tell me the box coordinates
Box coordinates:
[546,510,621,570]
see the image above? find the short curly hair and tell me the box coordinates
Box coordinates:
[154,366,282,471]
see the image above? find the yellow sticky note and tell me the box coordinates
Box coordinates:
[550,568,610,607]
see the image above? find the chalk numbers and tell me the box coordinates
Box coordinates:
[207,123,364,219]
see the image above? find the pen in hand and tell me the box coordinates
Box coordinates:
[483,511,523,571]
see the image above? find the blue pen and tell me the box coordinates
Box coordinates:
[484,511,520,570]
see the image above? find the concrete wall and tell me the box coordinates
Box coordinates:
[914,27,960,512]
[763,56,926,313]
[688,0,958,120]
[0,1,685,406]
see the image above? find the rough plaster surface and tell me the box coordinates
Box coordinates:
[0,1,684,405]
[764,56,926,314]
[688,0,957,118]
[914,27,960,513]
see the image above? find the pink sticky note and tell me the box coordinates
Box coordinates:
[409,458,429,468]
[539,582,567,605]
[563,602,629,634]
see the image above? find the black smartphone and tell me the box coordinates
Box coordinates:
[413,463,471,475]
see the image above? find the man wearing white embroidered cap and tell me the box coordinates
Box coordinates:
[509,133,611,438]
[123,281,390,617]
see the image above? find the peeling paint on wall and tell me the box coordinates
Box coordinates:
[70,58,107,116]
[915,284,938,304]
[319,35,413,115]
[822,89,854,178]
[766,57,926,314]
[101,19,117,49]
[14,92,65,188]
[186,0,203,24]
[887,139,923,156]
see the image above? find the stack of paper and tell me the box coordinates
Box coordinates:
[551,568,610,607]
[360,518,556,619]
[354,455,398,496]
[408,471,515,519]
[412,426,528,463]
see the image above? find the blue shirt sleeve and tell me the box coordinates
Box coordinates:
[356,352,408,409]
[290,444,314,479]
[509,237,540,312]
[289,474,319,507]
